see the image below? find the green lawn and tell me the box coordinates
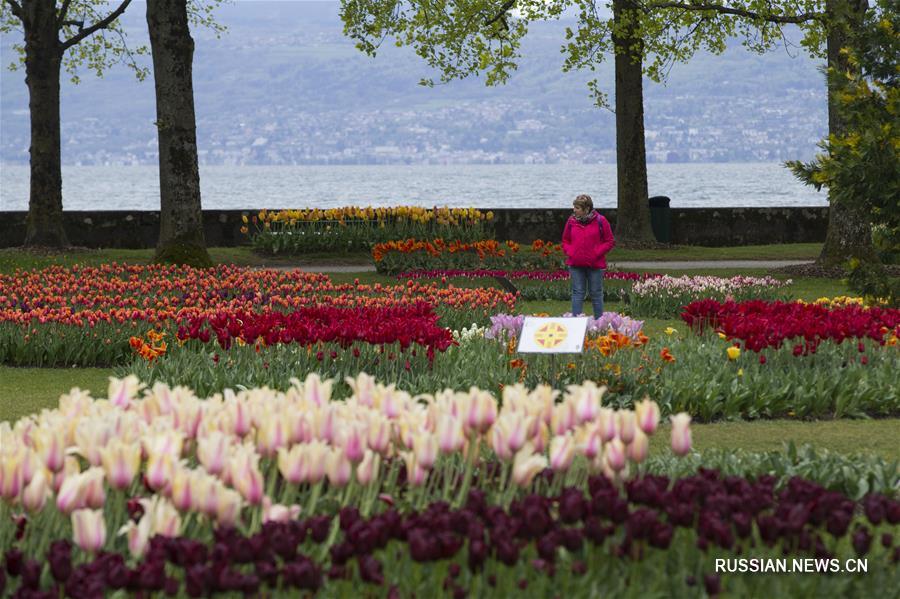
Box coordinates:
[0,243,824,274]
[0,366,114,423]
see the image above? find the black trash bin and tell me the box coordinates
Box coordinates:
[648,196,671,243]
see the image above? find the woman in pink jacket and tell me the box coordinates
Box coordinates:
[561,194,615,316]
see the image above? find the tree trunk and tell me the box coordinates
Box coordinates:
[611,0,655,245]
[819,0,876,266]
[146,0,212,267]
[23,0,68,248]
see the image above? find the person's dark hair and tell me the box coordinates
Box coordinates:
[573,194,593,211]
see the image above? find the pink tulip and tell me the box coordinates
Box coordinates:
[326,449,352,488]
[33,429,66,473]
[169,468,193,512]
[305,441,330,484]
[413,432,439,470]
[231,451,264,505]
[617,411,636,445]
[145,452,175,492]
[289,412,313,444]
[402,452,428,487]
[635,399,660,435]
[215,489,243,527]
[341,425,365,464]
[22,469,49,512]
[231,398,252,437]
[80,467,106,510]
[356,450,380,485]
[512,444,548,487]
[670,413,693,456]
[627,430,649,464]
[100,440,141,491]
[366,417,391,455]
[549,434,575,472]
[108,375,143,409]
[263,496,301,523]
[0,452,23,501]
[437,415,465,454]
[257,417,289,457]
[277,445,308,484]
[598,408,617,443]
[604,439,627,472]
[72,509,106,553]
[197,432,230,476]
[490,425,513,461]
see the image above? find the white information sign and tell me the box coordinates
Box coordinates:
[517,317,588,354]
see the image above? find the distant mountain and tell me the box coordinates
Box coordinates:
[0,1,827,165]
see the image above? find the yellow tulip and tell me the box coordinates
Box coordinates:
[726,346,741,360]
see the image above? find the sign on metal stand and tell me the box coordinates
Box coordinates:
[517,317,589,383]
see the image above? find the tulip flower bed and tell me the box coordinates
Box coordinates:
[1,377,897,597]
[682,299,900,353]
[372,239,565,275]
[0,265,516,367]
[244,206,496,253]
[628,275,792,318]
[397,269,663,301]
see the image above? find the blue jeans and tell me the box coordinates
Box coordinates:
[570,266,604,316]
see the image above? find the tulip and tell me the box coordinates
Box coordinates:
[169,467,194,512]
[574,384,603,424]
[79,467,106,510]
[366,416,391,454]
[278,445,308,484]
[627,429,649,464]
[0,451,23,501]
[119,515,152,558]
[437,415,465,454]
[412,432,439,470]
[262,496,301,523]
[72,509,106,553]
[32,428,66,473]
[465,390,497,434]
[215,488,244,528]
[356,450,380,485]
[402,451,428,487]
[231,397,252,437]
[288,411,314,444]
[302,441,329,484]
[634,398,660,435]
[145,452,175,492]
[257,415,289,457]
[326,448,352,488]
[230,449,264,505]
[726,346,741,360]
[604,439,627,472]
[197,431,230,475]
[74,421,113,467]
[316,407,337,444]
[497,412,531,455]
[551,402,576,436]
[56,472,86,515]
[490,424,513,461]
[192,475,221,519]
[304,372,333,406]
[146,495,181,537]
[670,413,693,456]
[577,425,602,460]
[617,411,637,445]
[512,444,547,488]
[340,424,366,464]
[22,469,50,512]
[108,375,144,409]
[99,439,141,491]
[597,408,617,443]
[549,434,575,472]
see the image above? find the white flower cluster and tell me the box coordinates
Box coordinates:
[452,323,488,344]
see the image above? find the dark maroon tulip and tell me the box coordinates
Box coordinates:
[139,560,167,592]
[13,516,27,541]
[358,555,384,586]
[185,565,209,597]
[408,528,436,562]
[348,521,377,554]
[537,534,558,562]
[310,516,332,543]
[887,500,900,524]
[4,549,23,577]
[452,585,466,599]
[330,542,355,566]
[559,489,586,524]
[559,528,584,552]
[126,497,145,522]
[328,565,348,580]
[666,502,695,528]
[103,555,129,590]
[282,559,321,591]
[164,576,180,596]
[340,506,361,531]
[798,530,812,552]
[20,560,41,589]
[704,573,722,596]
[649,522,674,550]
[255,560,279,587]
[448,563,461,578]
[488,574,497,587]
[862,495,885,525]
[517,578,528,590]
[756,514,780,545]
[524,503,551,537]
[466,489,488,516]
[468,539,487,572]
[571,560,587,576]
[882,533,894,549]
[852,526,872,556]
[732,512,752,539]
[48,540,72,583]
[584,517,606,545]
[495,539,519,566]
[826,509,852,537]
[785,503,811,533]
[388,585,402,599]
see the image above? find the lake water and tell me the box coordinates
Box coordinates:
[0,163,826,210]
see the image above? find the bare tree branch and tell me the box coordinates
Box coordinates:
[61,0,132,51]
[644,1,823,23]
[57,0,73,27]
[485,0,516,27]
[4,0,24,20]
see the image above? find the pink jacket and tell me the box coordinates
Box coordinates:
[562,212,615,269]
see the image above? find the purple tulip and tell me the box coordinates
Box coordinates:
[4,549,23,577]
[357,555,384,586]
[704,573,722,596]
[862,495,885,525]
[852,526,872,556]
